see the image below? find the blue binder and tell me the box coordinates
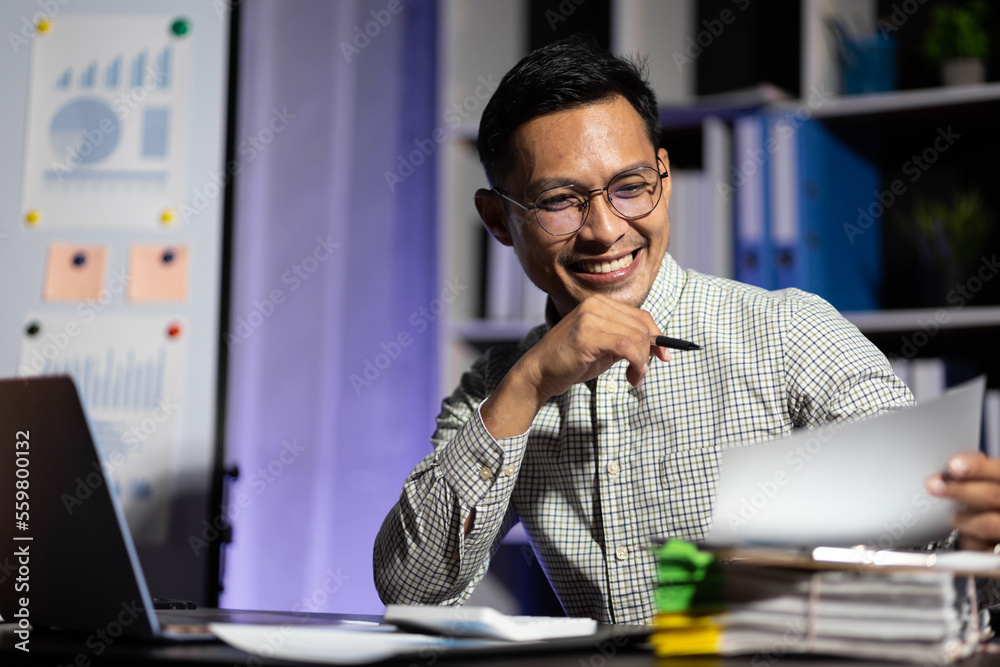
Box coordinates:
[767,113,881,311]
[733,115,773,290]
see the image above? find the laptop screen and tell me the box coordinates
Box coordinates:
[0,375,160,638]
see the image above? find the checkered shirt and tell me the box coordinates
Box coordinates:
[373,253,914,624]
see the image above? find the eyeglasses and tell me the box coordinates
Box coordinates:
[493,160,669,236]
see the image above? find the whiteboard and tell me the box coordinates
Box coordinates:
[0,1,230,604]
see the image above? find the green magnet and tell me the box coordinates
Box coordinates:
[171,18,191,37]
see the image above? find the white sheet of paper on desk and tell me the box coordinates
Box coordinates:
[704,376,986,548]
[209,623,498,664]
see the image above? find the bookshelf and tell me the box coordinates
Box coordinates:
[787,81,1000,117]
[844,305,1000,333]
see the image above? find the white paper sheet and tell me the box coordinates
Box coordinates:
[705,376,986,548]
[209,623,498,664]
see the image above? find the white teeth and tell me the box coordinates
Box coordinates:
[580,252,634,274]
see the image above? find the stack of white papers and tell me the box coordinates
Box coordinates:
[720,567,983,661]
[654,563,991,664]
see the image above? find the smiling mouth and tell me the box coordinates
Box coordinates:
[574,250,638,275]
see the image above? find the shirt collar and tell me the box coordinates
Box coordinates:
[639,251,687,331]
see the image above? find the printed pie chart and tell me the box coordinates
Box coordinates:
[49,98,120,165]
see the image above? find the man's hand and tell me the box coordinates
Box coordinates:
[927,453,1000,551]
[479,294,670,440]
[521,294,670,397]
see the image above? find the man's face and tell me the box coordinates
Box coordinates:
[493,96,671,319]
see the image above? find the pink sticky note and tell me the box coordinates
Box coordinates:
[43,243,107,301]
[128,244,189,302]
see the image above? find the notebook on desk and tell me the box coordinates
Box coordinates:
[0,375,213,640]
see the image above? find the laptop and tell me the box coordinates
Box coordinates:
[0,375,214,640]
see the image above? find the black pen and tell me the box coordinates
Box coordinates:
[650,335,702,351]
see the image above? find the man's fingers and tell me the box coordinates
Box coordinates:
[572,308,655,360]
[572,302,649,343]
[581,311,662,386]
[649,345,671,363]
[606,332,653,385]
[957,533,996,552]
[538,296,674,392]
[575,329,651,382]
[952,508,1000,547]
[581,328,652,388]
[625,359,650,387]
[944,452,1000,482]
[636,310,671,363]
[588,295,670,364]
[588,295,665,336]
[927,475,1000,509]
[932,453,1000,549]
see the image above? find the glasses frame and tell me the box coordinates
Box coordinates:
[493,158,669,237]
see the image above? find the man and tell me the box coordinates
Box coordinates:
[373,35,999,624]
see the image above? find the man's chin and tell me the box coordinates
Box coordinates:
[566,280,649,310]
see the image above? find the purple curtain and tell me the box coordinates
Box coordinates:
[222,0,438,614]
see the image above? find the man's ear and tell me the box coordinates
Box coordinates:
[657,147,671,204]
[475,188,514,247]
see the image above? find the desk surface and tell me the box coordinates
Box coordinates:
[0,609,651,667]
[2,610,999,666]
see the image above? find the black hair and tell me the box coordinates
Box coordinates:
[477,34,661,188]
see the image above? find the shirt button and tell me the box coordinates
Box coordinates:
[606,379,618,394]
[615,546,628,561]
[503,464,516,477]
[478,466,493,481]
[607,462,620,476]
